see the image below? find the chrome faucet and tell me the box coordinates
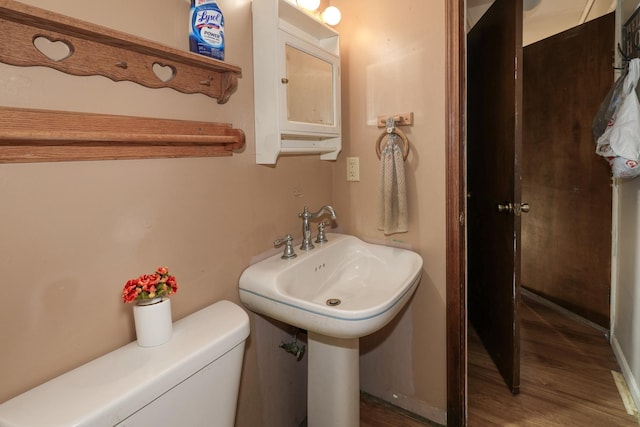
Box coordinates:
[298,205,337,250]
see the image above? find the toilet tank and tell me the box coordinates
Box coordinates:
[0,300,250,427]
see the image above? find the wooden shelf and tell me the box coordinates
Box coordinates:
[0,0,246,163]
[0,107,245,163]
[0,0,242,103]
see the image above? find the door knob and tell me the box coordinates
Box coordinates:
[497,202,530,215]
[497,202,514,213]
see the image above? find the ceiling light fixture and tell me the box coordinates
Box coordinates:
[321,6,341,26]
[297,0,320,12]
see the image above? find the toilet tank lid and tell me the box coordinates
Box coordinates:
[0,300,250,427]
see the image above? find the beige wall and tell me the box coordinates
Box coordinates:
[0,0,447,425]
[331,0,447,422]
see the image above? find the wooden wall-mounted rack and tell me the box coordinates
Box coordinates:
[0,0,242,102]
[376,112,414,128]
[0,107,245,163]
[0,0,245,163]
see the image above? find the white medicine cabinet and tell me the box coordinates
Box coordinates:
[252,0,341,164]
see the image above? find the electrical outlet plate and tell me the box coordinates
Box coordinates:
[346,157,360,181]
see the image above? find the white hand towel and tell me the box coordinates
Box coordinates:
[377,139,408,234]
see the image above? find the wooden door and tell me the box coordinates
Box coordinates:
[467,0,523,394]
[522,13,614,329]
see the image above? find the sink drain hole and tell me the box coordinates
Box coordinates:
[326,298,341,306]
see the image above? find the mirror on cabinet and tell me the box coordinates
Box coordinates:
[285,44,334,126]
[253,0,341,164]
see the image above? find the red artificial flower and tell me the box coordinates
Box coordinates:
[122,267,179,303]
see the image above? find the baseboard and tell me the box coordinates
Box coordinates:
[362,390,447,426]
[611,334,640,412]
[298,392,446,427]
[521,288,609,337]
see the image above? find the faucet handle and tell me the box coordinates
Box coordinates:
[274,234,297,259]
[298,206,310,219]
[314,220,330,244]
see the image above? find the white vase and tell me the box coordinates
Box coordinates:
[133,297,173,347]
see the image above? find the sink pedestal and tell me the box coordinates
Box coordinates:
[308,332,359,427]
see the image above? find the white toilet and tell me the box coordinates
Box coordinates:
[0,300,249,427]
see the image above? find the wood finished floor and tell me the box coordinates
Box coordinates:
[468,294,639,426]
[360,393,439,427]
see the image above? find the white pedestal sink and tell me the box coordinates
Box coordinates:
[239,233,423,427]
[307,333,359,426]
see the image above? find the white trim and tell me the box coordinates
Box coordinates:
[611,334,640,412]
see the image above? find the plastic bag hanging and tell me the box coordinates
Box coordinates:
[594,58,640,178]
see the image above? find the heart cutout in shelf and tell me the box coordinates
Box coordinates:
[152,62,176,83]
[33,36,73,62]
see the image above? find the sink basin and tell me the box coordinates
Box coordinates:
[239,233,423,339]
[239,232,423,426]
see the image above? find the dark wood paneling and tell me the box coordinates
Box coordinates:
[522,14,614,328]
